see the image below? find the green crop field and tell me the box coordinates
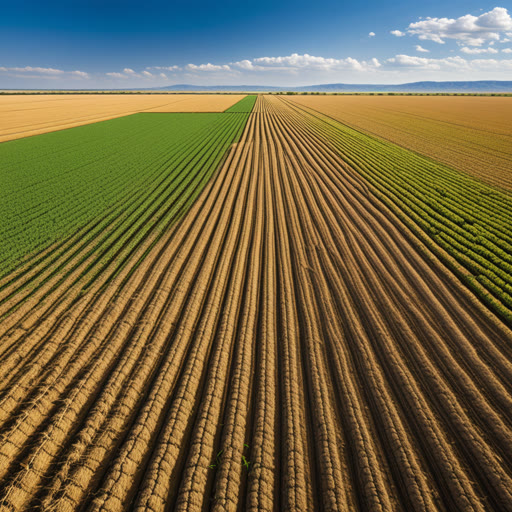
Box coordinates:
[225,95,257,113]
[0,109,250,279]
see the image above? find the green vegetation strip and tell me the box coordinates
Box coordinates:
[292,101,512,323]
[225,95,257,113]
[0,112,249,277]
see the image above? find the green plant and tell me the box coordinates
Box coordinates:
[208,450,224,470]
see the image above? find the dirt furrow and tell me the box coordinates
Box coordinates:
[85,117,257,512]
[267,95,512,509]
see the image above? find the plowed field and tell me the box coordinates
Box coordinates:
[0,94,247,142]
[1,95,512,511]
[289,94,512,190]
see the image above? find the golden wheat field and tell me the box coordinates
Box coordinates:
[0,94,246,142]
[290,95,512,190]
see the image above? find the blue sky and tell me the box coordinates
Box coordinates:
[1,1,512,87]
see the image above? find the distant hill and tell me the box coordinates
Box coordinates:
[153,81,512,93]
[295,81,512,93]
[5,81,512,94]
[154,84,282,92]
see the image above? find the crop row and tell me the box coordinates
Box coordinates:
[285,97,512,323]
[0,111,250,328]
[0,111,249,279]
[289,95,512,191]
[225,95,257,113]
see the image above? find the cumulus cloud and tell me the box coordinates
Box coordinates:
[407,7,512,46]
[369,32,376,37]
[233,59,256,70]
[185,63,231,71]
[415,45,430,52]
[502,48,512,53]
[460,46,498,54]
[391,30,406,37]
[386,54,469,70]
[242,53,380,72]
[385,53,512,72]
[106,72,128,79]
[106,68,155,79]
[159,72,168,78]
[149,65,181,71]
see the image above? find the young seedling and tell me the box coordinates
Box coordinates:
[208,449,224,470]
[242,443,251,471]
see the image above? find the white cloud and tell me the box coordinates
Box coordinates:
[247,53,380,71]
[460,46,499,54]
[185,63,231,71]
[415,45,430,52]
[159,72,168,78]
[106,68,149,79]
[369,32,376,37]
[471,58,512,69]
[106,72,128,79]
[0,66,89,78]
[391,30,406,37]
[233,59,256,70]
[11,66,64,74]
[407,7,512,46]
[71,70,89,77]
[502,48,512,53]
[385,53,512,73]
[386,54,469,70]
[150,65,181,71]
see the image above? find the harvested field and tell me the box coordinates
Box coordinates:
[1,95,512,512]
[0,94,246,142]
[289,94,512,190]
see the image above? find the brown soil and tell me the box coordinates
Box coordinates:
[0,96,512,511]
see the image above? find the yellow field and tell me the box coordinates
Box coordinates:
[290,95,512,190]
[0,94,247,142]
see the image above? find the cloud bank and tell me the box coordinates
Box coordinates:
[406,7,512,46]
[0,66,89,79]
